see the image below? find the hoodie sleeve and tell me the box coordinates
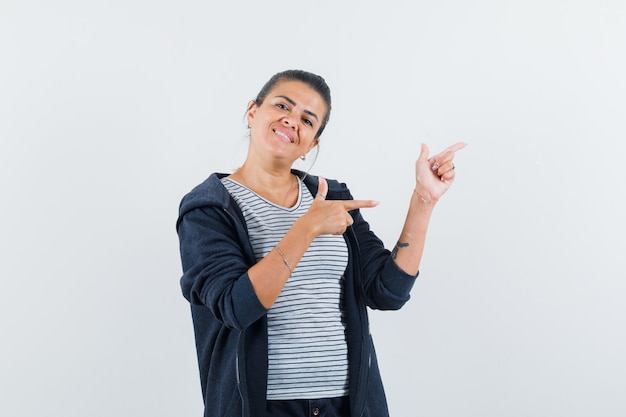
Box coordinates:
[326,179,418,310]
[350,206,418,310]
[177,198,268,330]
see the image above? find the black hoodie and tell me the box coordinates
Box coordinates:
[176,171,417,417]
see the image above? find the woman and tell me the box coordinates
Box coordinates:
[176,69,465,417]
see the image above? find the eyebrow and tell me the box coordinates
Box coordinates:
[275,95,319,122]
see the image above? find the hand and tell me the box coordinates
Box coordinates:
[415,142,467,203]
[303,177,379,236]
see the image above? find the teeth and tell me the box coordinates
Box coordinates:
[275,130,292,143]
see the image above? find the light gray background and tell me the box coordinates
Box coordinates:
[1,1,625,416]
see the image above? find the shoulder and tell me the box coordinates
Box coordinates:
[178,172,233,218]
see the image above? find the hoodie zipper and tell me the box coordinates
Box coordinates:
[236,332,248,417]
[346,226,371,417]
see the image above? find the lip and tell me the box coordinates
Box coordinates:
[273,127,295,144]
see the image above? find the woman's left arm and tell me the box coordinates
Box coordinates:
[392,142,467,275]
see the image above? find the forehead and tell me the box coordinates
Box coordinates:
[267,80,327,114]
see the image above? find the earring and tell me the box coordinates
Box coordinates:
[300,155,306,161]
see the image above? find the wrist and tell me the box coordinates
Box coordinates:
[413,188,438,205]
[293,215,319,242]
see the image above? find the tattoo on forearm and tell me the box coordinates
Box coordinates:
[391,241,409,259]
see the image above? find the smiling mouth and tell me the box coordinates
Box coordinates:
[274,129,294,143]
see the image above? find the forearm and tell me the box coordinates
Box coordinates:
[391,191,436,276]
[247,217,317,308]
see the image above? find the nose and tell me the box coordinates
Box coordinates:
[282,115,297,129]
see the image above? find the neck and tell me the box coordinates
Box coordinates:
[234,161,294,189]
[230,162,299,207]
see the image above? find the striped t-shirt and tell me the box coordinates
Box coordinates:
[221,176,350,400]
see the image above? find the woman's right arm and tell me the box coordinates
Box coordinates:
[179,179,378,321]
[246,178,379,309]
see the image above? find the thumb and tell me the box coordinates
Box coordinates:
[316,176,328,199]
[418,143,430,163]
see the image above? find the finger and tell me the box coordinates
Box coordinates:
[420,143,443,171]
[423,144,443,170]
[316,176,328,199]
[334,227,347,236]
[440,173,455,184]
[444,141,467,153]
[432,166,453,182]
[341,199,380,211]
[436,160,456,175]
[432,142,467,170]
[439,164,456,183]
[418,143,430,164]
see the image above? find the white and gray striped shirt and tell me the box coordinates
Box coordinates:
[221,176,350,400]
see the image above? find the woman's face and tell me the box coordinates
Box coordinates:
[247,80,327,164]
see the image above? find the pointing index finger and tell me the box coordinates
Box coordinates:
[445,141,468,153]
[341,199,380,211]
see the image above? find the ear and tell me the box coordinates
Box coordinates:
[246,101,257,125]
[307,137,320,153]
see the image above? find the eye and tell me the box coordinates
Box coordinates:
[275,103,288,110]
[302,118,313,127]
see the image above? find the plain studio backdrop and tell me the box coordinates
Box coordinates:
[1,1,625,416]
